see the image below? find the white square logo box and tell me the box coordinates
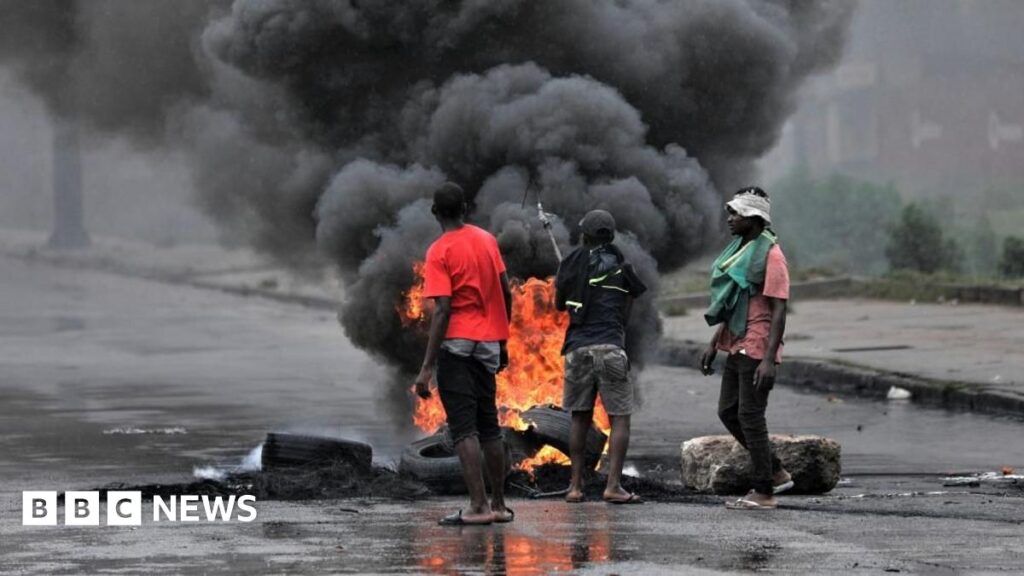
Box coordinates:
[22,491,58,526]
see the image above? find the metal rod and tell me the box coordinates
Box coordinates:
[536,202,562,261]
[530,487,571,499]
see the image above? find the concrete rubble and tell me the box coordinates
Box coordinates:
[681,434,841,495]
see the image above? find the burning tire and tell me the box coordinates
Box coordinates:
[521,405,607,468]
[261,433,372,472]
[399,432,512,495]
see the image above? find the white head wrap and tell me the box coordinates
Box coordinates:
[726,193,771,225]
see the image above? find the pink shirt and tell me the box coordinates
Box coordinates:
[716,244,789,363]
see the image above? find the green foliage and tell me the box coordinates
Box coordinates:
[854,269,1020,303]
[987,207,1024,240]
[854,270,957,302]
[770,172,902,275]
[660,300,689,317]
[982,183,1024,214]
[999,236,1024,278]
[968,215,998,277]
[885,203,962,274]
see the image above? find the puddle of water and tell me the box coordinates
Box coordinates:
[408,505,622,575]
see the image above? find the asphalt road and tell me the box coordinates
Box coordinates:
[1,255,1022,574]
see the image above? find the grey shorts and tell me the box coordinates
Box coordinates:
[562,344,633,416]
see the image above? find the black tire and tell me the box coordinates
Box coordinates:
[261,433,372,472]
[399,433,512,495]
[399,435,463,492]
[521,404,607,468]
[502,426,539,468]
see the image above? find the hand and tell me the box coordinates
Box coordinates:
[700,346,717,376]
[414,366,433,399]
[754,359,776,391]
[497,341,509,374]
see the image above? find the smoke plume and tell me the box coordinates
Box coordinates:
[0,0,855,381]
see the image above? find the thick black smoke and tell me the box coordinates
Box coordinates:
[0,1,855,379]
[0,0,225,143]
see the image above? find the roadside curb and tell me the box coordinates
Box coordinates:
[658,277,1024,310]
[658,338,1024,419]
[659,277,860,310]
[9,240,1023,420]
[2,245,339,312]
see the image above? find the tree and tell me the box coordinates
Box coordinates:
[999,236,1024,278]
[969,214,998,277]
[886,203,962,274]
[771,172,902,274]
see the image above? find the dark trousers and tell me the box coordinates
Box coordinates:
[436,350,501,445]
[717,353,782,495]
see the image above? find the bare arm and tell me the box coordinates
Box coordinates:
[414,297,451,398]
[754,297,787,390]
[763,297,787,363]
[700,324,724,376]
[709,324,724,348]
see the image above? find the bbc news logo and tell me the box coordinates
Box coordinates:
[23,491,257,526]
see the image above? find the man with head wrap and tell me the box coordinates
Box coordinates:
[555,209,647,504]
[701,187,793,510]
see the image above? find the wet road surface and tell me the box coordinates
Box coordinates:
[2,255,1023,574]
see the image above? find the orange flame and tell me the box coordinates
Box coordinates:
[398,262,428,326]
[515,445,570,474]
[400,264,611,469]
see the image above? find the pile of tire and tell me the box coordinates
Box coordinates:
[398,405,607,493]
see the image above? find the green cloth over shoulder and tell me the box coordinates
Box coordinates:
[704,230,777,338]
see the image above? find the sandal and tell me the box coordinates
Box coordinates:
[604,493,643,505]
[725,497,776,510]
[493,507,515,523]
[437,510,494,526]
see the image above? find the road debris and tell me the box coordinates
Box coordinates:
[942,471,1024,487]
[886,386,912,400]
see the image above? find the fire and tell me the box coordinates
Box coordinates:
[401,264,611,467]
[398,262,428,326]
[515,445,570,474]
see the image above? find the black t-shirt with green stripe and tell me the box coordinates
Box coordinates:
[561,244,646,355]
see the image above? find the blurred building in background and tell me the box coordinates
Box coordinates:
[766,0,1024,200]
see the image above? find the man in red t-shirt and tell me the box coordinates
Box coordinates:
[701,186,793,510]
[414,182,513,526]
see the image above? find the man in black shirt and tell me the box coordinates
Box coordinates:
[555,209,647,504]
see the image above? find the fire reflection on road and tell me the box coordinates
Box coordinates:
[414,505,614,575]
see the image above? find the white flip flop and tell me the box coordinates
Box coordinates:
[725,497,777,510]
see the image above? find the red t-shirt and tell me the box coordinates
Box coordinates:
[716,244,790,363]
[422,224,510,341]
